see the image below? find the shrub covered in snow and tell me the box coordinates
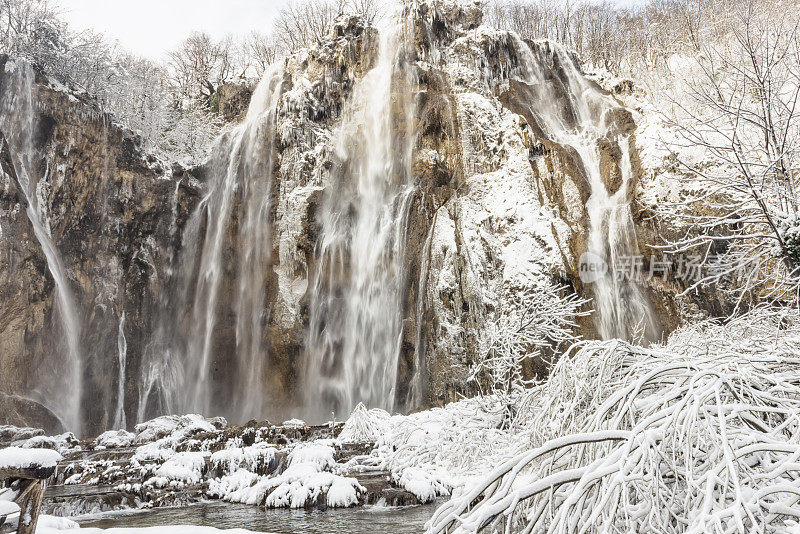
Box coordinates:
[337,403,389,443]
[210,444,276,474]
[94,430,135,449]
[428,309,800,533]
[151,452,208,487]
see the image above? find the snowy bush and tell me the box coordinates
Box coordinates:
[264,471,364,508]
[94,429,135,449]
[338,402,389,443]
[151,451,208,486]
[428,309,800,533]
[287,442,336,471]
[392,467,449,504]
[210,444,275,474]
[469,284,588,420]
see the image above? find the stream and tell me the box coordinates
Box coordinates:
[74,500,440,533]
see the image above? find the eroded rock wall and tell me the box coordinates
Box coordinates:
[0,2,722,433]
[0,55,200,435]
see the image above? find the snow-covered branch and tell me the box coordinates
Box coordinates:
[428,308,800,533]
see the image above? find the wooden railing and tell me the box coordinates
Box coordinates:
[0,464,55,534]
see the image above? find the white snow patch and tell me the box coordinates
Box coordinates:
[94,430,135,449]
[0,447,61,469]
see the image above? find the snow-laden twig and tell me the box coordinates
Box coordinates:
[427,308,800,533]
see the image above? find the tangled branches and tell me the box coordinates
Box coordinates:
[427,309,800,533]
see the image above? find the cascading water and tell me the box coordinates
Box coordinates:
[0,59,84,433]
[139,64,285,422]
[513,38,660,341]
[182,64,284,419]
[113,312,127,430]
[304,24,416,420]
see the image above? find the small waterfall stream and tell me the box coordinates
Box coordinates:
[304,25,416,420]
[514,38,660,341]
[139,64,285,422]
[0,59,84,433]
[113,312,127,430]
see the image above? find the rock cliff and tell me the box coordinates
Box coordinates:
[0,1,721,434]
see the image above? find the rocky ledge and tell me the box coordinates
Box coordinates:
[1,410,437,519]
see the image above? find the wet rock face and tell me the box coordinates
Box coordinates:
[0,55,199,435]
[213,83,253,123]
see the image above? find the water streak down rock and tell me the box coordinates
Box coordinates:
[0,59,83,434]
[139,65,287,423]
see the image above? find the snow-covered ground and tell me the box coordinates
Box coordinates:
[33,514,257,534]
[426,308,800,533]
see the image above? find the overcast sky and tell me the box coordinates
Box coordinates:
[61,0,287,60]
[60,0,646,61]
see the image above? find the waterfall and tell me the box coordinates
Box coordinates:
[174,64,284,420]
[304,24,416,420]
[136,64,285,423]
[0,59,84,433]
[589,135,660,340]
[113,312,127,430]
[514,39,660,341]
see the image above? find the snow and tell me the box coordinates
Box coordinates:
[263,469,365,509]
[208,446,364,509]
[133,414,223,445]
[338,403,389,443]
[287,442,335,471]
[0,447,61,469]
[0,425,44,444]
[151,451,207,486]
[325,476,361,507]
[207,469,263,504]
[210,445,275,473]
[392,467,449,504]
[281,419,306,429]
[0,500,19,516]
[18,433,78,454]
[428,309,800,533]
[133,438,177,463]
[37,524,255,534]
[94,430,135,449]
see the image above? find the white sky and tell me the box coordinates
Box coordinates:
[60,0,647,61]
[61,0,289,60]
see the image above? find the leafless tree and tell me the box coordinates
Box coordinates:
[469,285,589,421]
[167,31,244,107]
[273,0,380,54]
[0,0,60,56]
[659,0,800,306]
[243,31,279,79]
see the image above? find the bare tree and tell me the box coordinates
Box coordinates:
[0,0,61,56]
[167,31,242,107]
[659,0,800,306]
[273,0,380,54]
[469,285,589,422]
[243,31,279,79]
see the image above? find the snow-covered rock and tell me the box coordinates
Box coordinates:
[94,430,135,449]
[0,447,61,469]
